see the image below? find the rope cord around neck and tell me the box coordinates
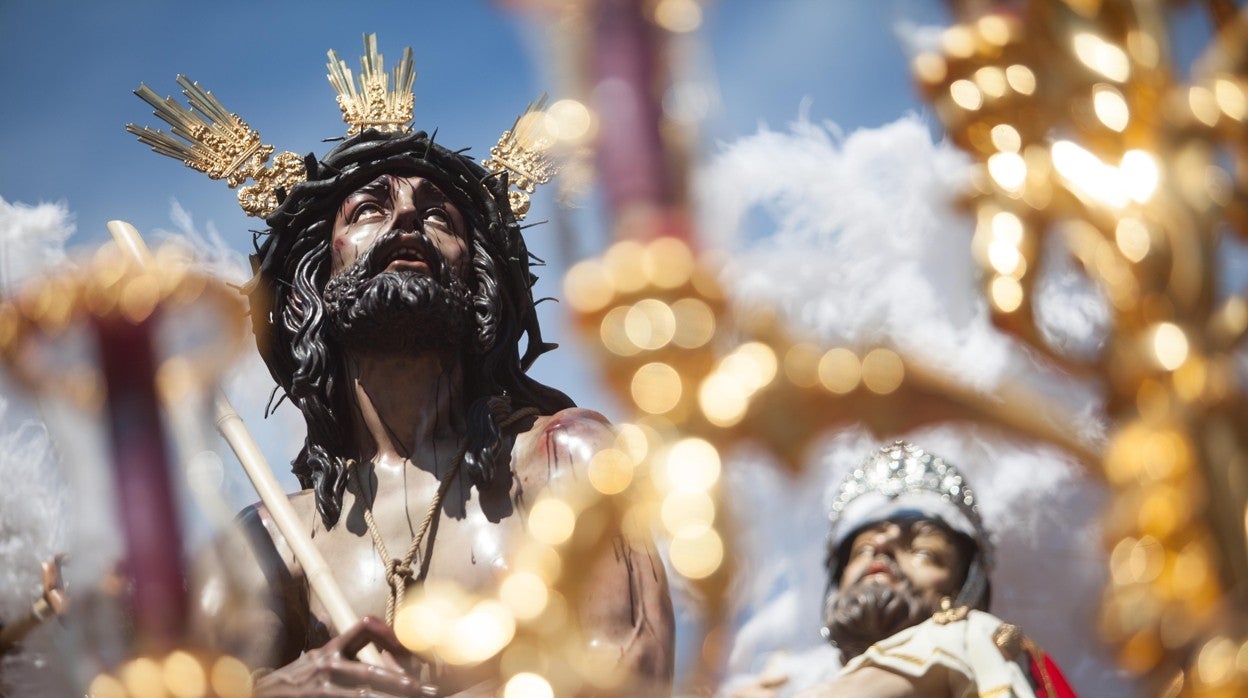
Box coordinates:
[352,407,540,625]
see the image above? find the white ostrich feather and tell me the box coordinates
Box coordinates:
[0,198,74,694]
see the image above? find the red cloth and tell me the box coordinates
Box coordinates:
[1028,650,1077,698]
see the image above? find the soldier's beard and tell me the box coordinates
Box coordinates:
[323,229,474,356]
[824,564,935,662]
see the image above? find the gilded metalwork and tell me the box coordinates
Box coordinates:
[992,623,1023,659]
[130,34,557,222]
[327,33,416,136]
[127,77,306,218]
[481,96,558,220]
[912,2,1248,694]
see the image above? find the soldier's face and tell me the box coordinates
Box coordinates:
[838,518,967,611]
[330,173,470,280]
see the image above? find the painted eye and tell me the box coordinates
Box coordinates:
[351,202,386,223]
[424,208,450,227]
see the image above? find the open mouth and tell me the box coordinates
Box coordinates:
[373,234,440,276]
[860,560,899,584]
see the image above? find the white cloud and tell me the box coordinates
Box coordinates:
[0,197,74,693]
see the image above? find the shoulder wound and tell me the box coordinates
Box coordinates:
[540,407,612,432]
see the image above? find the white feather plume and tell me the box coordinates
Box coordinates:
[0,197,74,694]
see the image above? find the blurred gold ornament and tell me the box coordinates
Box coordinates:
[918,1,1248,692]
[87,650,254,698]
[564,232,1107,691]
[0,240,246,410]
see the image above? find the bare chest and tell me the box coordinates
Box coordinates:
[307,479,528,626]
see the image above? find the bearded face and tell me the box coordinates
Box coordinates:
[323,227,473,354]
[824,518,971,661]
[322,173,475,355]
[824,569,930,662]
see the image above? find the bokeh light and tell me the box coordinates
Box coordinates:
[652,0,702,33]
[504,672,554,698]
[588,448,635,495]
[528,498,577,546]
[860,348,904,394]
[669,528,724,579]
[665,438,721,492]
[1152,323,1189,371]
[163,651,208,698]
[817,348,860,394]
[501,571,549,621]
[631,362,683,414]
[1073,32,1131,82]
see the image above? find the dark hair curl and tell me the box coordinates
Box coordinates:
[247,129,573,528]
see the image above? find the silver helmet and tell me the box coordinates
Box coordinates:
[825,441,993,610]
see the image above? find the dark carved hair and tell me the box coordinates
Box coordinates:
[247,129,574,528]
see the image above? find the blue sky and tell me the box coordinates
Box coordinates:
[0,0,1220,255]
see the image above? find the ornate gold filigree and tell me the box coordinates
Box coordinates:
[327,33,415,136]
[482,96,558,220]
[933,598,972,626]
[127,77,306,218]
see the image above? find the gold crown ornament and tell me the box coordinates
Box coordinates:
[481,96,558,220]
[128,34,559,221]
[127,78,306,218]
[327,34,416,136]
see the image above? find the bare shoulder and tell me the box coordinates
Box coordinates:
[192,489,319,666]
[235,489,320,578]
[513,408,676,691]
[511,407,615,494]
[242,488,318,524]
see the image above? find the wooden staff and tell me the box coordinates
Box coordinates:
[105,220,382,666]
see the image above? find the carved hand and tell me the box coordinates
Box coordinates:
[253,617,436,697]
